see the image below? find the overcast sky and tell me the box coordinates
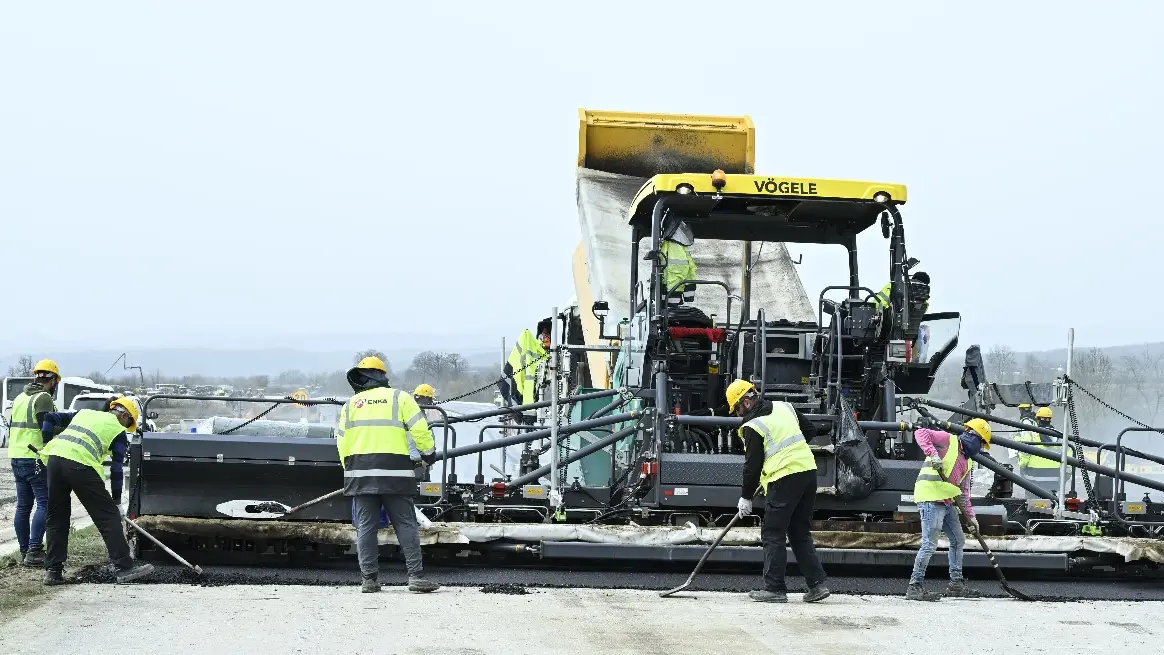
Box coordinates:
[2,2,1160,357]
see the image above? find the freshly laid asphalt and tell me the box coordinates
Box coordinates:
[70,559,1164,602]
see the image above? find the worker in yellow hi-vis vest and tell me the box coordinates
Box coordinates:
[727,379,830,604]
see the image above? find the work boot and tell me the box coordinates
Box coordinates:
[946,579,982,599]
[361,576,380,593]
[408,576,440,593]
[43,569,65,586]
[114,561,155,584]
[904,582,942,601]
[23,547,46,567]
[748,589,788,603]
[802,584,831,603]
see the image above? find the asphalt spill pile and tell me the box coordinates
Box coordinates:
[480,583,530,595]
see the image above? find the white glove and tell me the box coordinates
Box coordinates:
[966,516,980,534]
[927,455,943,470]
[737,497,753,517]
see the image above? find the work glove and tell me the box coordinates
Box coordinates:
[927,455,943,471]
[737,497,753,517]
[966,515,980,534]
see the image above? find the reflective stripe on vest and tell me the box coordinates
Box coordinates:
[40,409,122,479]
[739,402,817,495]
[7,391,52,459]
[336,387,430,480]
[913,433,965,502]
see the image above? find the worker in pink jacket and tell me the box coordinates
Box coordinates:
[906,418,992,601]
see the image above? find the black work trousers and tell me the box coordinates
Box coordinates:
[44,455,132,572]
[761,470,827,592]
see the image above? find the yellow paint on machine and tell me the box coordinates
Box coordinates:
[578,109,756,177]
[572,242,611,388]
[632,173,909,207]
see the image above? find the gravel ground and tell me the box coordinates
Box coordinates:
[0,584,1157,654]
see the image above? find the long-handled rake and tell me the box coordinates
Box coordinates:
[659,513,741,598]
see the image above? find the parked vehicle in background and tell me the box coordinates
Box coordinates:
[2,376,116,447]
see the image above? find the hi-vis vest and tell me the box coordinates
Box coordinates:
[40,409,123,479]
[661,240,697,295]
[1015,418,1060,470]
[913,434,968,502]
[6,391,54,460]
[335,387,434,481]
[506,329,546,405]
[739,402,816,495]
[874,282,929,315]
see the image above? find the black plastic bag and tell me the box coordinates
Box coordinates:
[834,396,888,500]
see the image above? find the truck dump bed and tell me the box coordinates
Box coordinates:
[573,110,815,385]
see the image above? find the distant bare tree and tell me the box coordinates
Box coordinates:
[1121,346,1164,424]
[1071,347,1117,432]
[6,355,34,377]
[88,371,109,384]
[985,345,1017,384]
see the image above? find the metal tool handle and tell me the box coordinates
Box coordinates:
[284,488,344,515]
[124,516,203,575]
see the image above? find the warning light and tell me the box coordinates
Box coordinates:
[711,169,727,190]
[1065,497,1083,512]
[641,460,659,477]
[491,482,507,498]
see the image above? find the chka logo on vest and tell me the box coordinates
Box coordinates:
[354,399,365,409]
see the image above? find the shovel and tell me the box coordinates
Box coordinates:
[215,488,344,519]
[936,468,1033,601]
[660,512,741,598]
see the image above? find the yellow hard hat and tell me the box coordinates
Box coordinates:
[32,359,60,378]
[414,383,436,399]
[354,356,387,373]
[963,418,992,449]
[109,396,140,433]
[1035,406,1053,420]
[725,379,757,413]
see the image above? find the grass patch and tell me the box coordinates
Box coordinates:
[0,524,108,616]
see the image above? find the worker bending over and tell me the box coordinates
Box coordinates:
[499,318,551,421]
[39,397,154,584]
[1015,407,1061,494]
[728,380,830,603]
[906,418,991,600]
[6,359,60,566]
[336,356,439,594]
[660,217,697,306]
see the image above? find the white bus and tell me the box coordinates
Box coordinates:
[2,376,116,445]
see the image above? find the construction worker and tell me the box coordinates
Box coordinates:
[874,271,930,314]
[1015,407,1061,494]
[6,359,60,566]
[660,216,697,306]
[499,318,550,421]
[413,383,442,423]
[412,383,441,482]
[906,418,991,600]
[39,397,155,584]
[727,379,830,603]
[336,356,439,594]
